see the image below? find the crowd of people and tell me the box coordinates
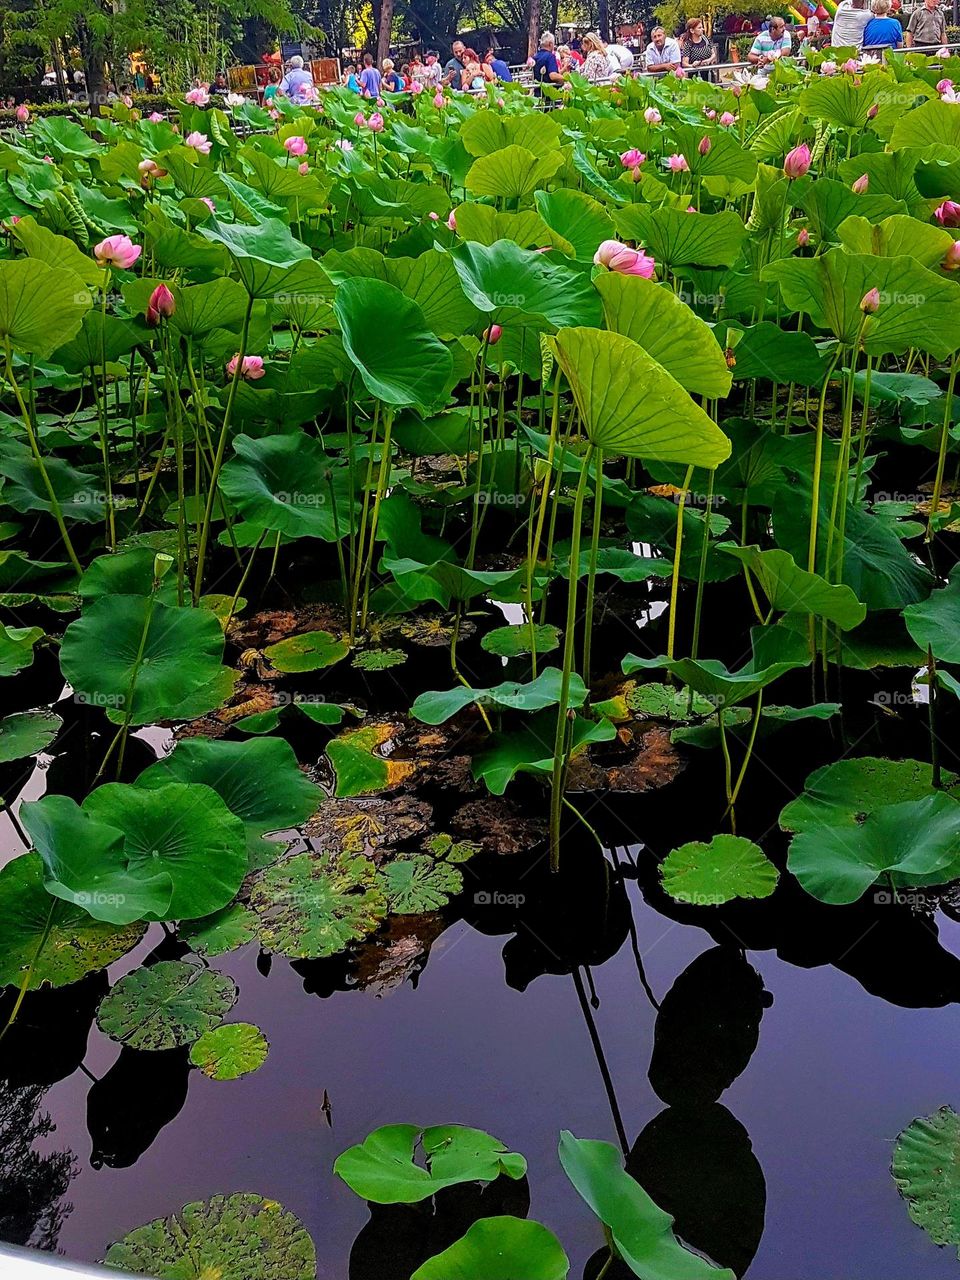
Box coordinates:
[339,43,515,96]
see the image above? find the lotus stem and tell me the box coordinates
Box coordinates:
[926,354,960,544]
[667,465,695,664]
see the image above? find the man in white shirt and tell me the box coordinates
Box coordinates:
[831,0,872,48]
[606,42,636,74]
[644,27,682,72]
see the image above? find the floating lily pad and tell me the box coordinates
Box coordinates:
[481,624,561,658]
[248,852,387,959]
[326,722,415,798]
[179,903,259,957]
[96,960,237,1050]
[103,1193,316,1279]
[302,795,433,857]
[263,629,350,672]
[422,833,481,864]
[412,1217,569,1280]
[0,623,44,677]
[352,647,407,671]
[190,1022,269,1080]
[380,856,464,914]
[0,853,145,991]
[780,757,956,833]
[893,1106,960,1255]
[335,1123,527,1204]
[0,710,61,763]
[660,836,779,907]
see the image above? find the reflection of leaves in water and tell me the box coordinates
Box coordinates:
[87,1047,191,1169]
[649,946,770,1107]
[629,1104,766,1278]
[0,1084,76,1250]
[0,971,106,1089]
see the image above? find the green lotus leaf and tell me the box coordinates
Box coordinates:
[335,1123,527,1204]
[0,709,60,763]
[413,1218,568,1280]
[558,1131,735,1280]
[837,214,955,270]
[59,596,235,726]
[450,239,602,330]
[79,548,178,602]
[534,188,615,261]
[380,855,463,914]
[103,1193,316,1279]
[791,175,905,244]
[465,145,564,201]
[614,207,748,271]
[137,736,320,869]
[96,959,237,1050]
[473,710,616,795]
[660,835,779,906]
[891,98,960,151]
[451,203,562,251]
[481,624,561,658]
[189,1022,269,1080]
[10,216,105,288]
[0,258,93,358]
[798,75,880,130]
[780,756,956,833]
[904,573,960,664]
[384,251,483,341]
[0,440,106,524]
[248,851,387,958]
[594,273,731,399]
[0,623,44,676]
[199,216,311,297]
[724,321,827,386]
[264,630,349,672]
[550,327,731,466]
[51,311,147,373]
[718,545,866,629]
[179,903,259,957]
[170,277,249,338]
[412,667,588,726]
[219,432,352,541]
[0,852,145,990]
[460,110,561,157]
[82,781,246,920]
[352,647,407,671]
[788,793,960,905]
[893,1107,960,1254]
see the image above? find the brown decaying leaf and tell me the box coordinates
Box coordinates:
[451,798,547,856]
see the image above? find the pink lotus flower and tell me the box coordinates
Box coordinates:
[841,58,858,74]
[298,161,309,175]
[719,111,736,127]
[15,105,29,123]
[937,78,953,92]
[447,210,457,231]
[226,354,265,380]
[284,135,308,156]
[335,138,353,151]
[942,86,960,103]
[860,287,880,314]
[938,47,951,58]
[783,143,811,180]
[185,131,212,154]
[94,234,141,270]
[146,283,175,326]
[376,97,384,106]
[668,153,689,172]
[935,200,960,227]
[200,197,216,214]
[851,173,869,194]
[42,155,54,164]
[122,95,133,108]
[705,108,717,120]
[354,111,365,126]
[148,112,164,122]
[411,79,424,95]
[942,242,960,271]
[185,87,209,107]
[483,324,503,344]
[433,91,445,108]
[367,112,384,132]
[138,157,167,178]
[675,67,687,78]
[644,107,661,124]
[797,227,810,247]
[698,136,711,156]
[821,60,837,76]
[269,108,280,120]
[428,211,439,221]
[620,148,645,168]
[593,239,656,278]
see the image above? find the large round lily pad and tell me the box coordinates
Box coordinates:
[190,1022,269,1081]
[412,1217,568,1280]
[660,836,779,907]
[780,757,956,833]
[248,851,387,959]
[0,709,61,763]
[893,1106,960,1254]
[103,1192,316,1279]
[0,853,145,991]
[96,960,237,1050]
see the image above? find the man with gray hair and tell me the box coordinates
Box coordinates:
[278,54,316,103]
[533,31,565,95]
[644,25,682,71]
[863,0,904,48]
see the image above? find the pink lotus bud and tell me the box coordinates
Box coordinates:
[447,210,457,231]
[376,97,384,106]
[497,97,505,107]
[185,131,212,154]
[483,324,503,345]
[644,107,661,124]
[705,108,717,119]
[860,287,880,314]
[821,60,837,75]
[433,91,445,108]
[593,239,656,278]
[354,111,365,126]
[841,58,858,73]
[943,242,960,271]
[783,143,811,179]
[94,234,142,270]
[675,67,687,78]
[867,103,878,119]
[335,138,353,151]
[411,80,424,95]
[797,227,810,247]
[730,83,743,96]
[367,112,384,132]
[851,173,869,194]
[428,211,439,221]
[122,95,133,108]
[269,108,280,120]
[938,47,951,58]
[15,105,29,123]
[620,148,645,168]
[185,88,209,107]
[226,354,265,380]
[719,111,736,127]
[200,197,216,214]
[283,135,308,156]
[668,153,689,172]
[146,283,175,326]
[935,200,960,227]
[298,161,309,175]
[42,155,54,164]
[148,112,164,122]
[698,136,712,156]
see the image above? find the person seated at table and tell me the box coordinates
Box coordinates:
[680,17,718,75]
[644,26,682,72]
[863,0,904,44]
[580,31,612,81]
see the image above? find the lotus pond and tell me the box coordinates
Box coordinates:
[4,48,960,1280]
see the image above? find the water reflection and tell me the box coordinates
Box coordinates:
[87,1047,191,1169]
[0,1085,75,1251]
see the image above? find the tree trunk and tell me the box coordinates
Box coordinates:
[377,0,394,64]
[527,0,539,59]
[598,0,610,42]
[77,19,108,114]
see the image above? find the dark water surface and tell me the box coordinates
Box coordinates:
[10,862,960,1280]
